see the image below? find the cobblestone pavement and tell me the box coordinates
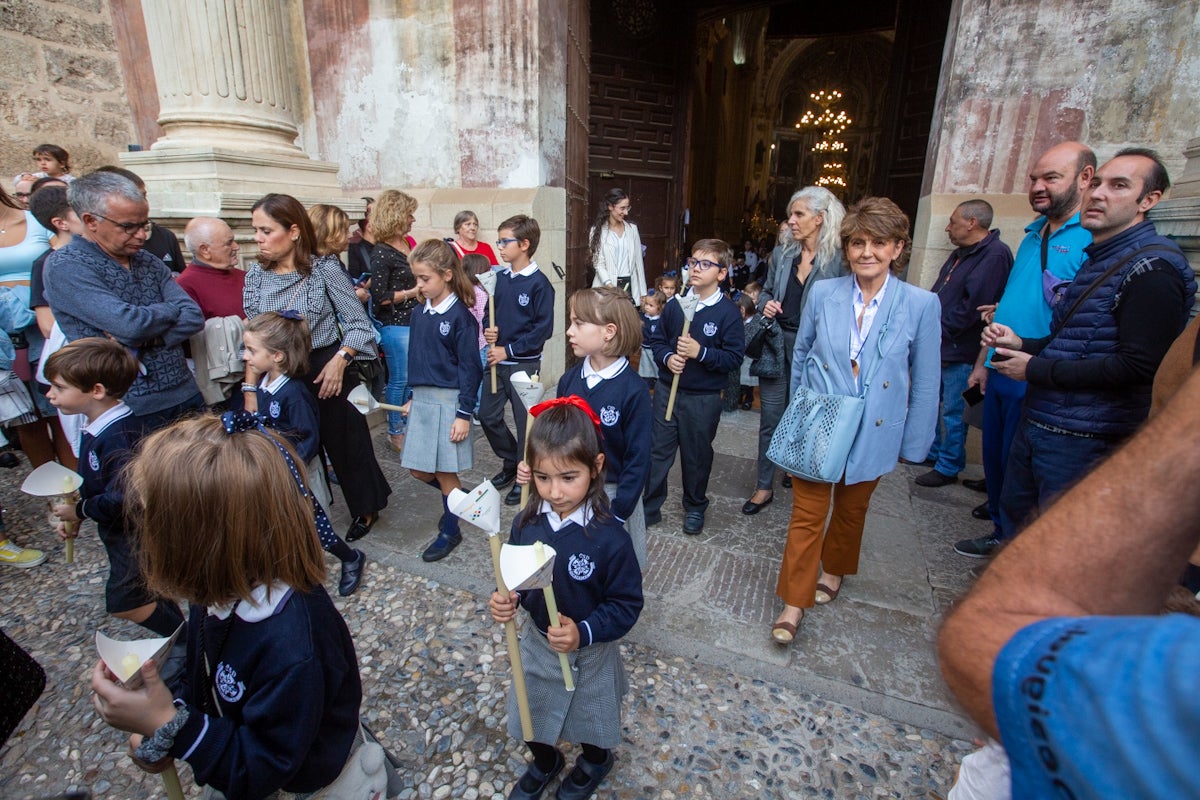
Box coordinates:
[0,431,972,799]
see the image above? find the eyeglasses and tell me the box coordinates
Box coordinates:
[495,238,520,247]
[93,214,152,235]
[686,257,721,272]
[13,192,30,200]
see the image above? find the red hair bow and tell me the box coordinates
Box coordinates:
[529,395,602,431]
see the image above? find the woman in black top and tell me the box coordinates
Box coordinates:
[369,190,421,453]
[743,186,847,515]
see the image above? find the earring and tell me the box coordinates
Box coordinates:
[292,237,299,242]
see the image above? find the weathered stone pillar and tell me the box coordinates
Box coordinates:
[119,0,359,236]
[141,0,303,155]
[1149,136,1200,280]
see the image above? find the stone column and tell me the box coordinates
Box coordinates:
[1149,137,1200,278]
[119,0,359,236]
[142,0,303,155]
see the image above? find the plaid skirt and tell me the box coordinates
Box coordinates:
[400,386,473,473]
[507,624,628,748]
[0,370,38,427]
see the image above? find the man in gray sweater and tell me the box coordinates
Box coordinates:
[44,172,204,431]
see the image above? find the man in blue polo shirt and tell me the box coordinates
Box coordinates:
[953,142,1094,559]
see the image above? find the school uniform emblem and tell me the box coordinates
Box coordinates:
[88,451,100,472]
[268,400,281,419]
[567,553,595,581]
[439,320,451,336]
[518,293,531,307]
[215,661,245,703]
[703,321,718,337]
[599,405,619,427]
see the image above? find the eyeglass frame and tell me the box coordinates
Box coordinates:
[90,213,153,236]
[495,237,521,247]
[685,257,723,272]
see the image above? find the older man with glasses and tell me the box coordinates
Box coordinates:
[42,171,205,433]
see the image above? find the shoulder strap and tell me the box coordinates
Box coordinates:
[1053,244,1174,333]
[1039,222,1050,273]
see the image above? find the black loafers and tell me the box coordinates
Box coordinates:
[509,749,564,800]
[504,484,523,506]
[741,494,774,515]
[491,468,518,490]
[421,530,462,562]
[338,550,366,596]
[345,514,377,542]
[962,477,988,493]
[971,501,991,520]
[556,751,614,800]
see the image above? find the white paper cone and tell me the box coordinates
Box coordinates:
[448,481,502,535]
[20,462,83,496]
[347,384,379,415]
[510,371,547,412]
[96,623,184,689]
[477,270,497,296]
[676,290,699,322]
[501,542,557,591]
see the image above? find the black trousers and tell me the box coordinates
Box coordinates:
[643,386,722,516]
[479,360,541,471]
[305,344,392,518]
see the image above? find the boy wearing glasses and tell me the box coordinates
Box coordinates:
[643,239,744,534]
[481,214,555,504]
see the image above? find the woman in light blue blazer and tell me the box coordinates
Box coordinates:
[771,197,941,644]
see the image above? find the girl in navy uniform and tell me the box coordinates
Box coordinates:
[490,399,643,800]
[401,240,484,563]
[90,415,367,800]
[239,311,366,596]
[519,287,650,567]
[638,290,663,389]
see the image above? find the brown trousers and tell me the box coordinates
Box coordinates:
[776,475,881,608]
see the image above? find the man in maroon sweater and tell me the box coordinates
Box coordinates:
[177,217,245,319]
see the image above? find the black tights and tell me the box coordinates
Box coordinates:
[527,741,608,772]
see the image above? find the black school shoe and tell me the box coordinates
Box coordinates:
[509,749,564,800]
[421,530,462,562]
[504,484,523,506]
[492,468,518,490]
[556,751,614,800]
[345,514,377,542]
[338,550,366,596]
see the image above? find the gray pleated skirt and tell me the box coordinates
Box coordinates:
[606,482,646,570]
[508,625,628,748]
[401,386,473,473]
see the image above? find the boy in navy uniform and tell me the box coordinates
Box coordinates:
[481,214,555,505]
[644,239,745,534]
[46,338,187,647]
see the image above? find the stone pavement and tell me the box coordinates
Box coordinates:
[0,404,988,798]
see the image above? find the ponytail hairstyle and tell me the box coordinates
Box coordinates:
[569,287,643,359]
[518,402,612,528]
[411,239,475,305]
[589,187,630,261]
[244,311,312,377]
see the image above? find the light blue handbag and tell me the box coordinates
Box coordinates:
[767,303,894,483]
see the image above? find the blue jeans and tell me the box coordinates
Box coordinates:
[981,370,1027,535]
[378,324,411,435]
[998,420,1117,540]
[927,362,973,477]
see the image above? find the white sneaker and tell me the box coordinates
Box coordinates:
[0,539,47,569]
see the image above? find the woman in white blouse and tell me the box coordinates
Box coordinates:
[589,188,646,302]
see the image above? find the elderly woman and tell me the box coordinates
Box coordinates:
[771,197,940,644]
[744,187,847,515]
[369,190,421,453]
[450,209,498,265]
[244,193,391,544]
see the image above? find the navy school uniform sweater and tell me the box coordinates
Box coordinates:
[408,295,485,418]
[75,403,140,543]
[510,511,643,647]
[641,312,660,344]
[169,585,362,799]
[557,361,651,522]
[232,376,321,463]
[484,264,555,363]
[648,292,745,394]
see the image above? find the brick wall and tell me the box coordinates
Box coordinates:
[0,0,137,179]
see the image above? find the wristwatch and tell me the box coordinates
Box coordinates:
[337,349,353,363]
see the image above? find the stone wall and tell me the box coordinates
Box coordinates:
[911,0,1200,287]
[0,0,137,177]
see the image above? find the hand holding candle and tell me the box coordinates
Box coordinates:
[665,291,699,421]
[21,462,84,564]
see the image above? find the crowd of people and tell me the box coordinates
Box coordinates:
[1,137,1197,799]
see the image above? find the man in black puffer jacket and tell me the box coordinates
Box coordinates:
[982,147,1196,543]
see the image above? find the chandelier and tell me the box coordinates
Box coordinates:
[795,89,852,193]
